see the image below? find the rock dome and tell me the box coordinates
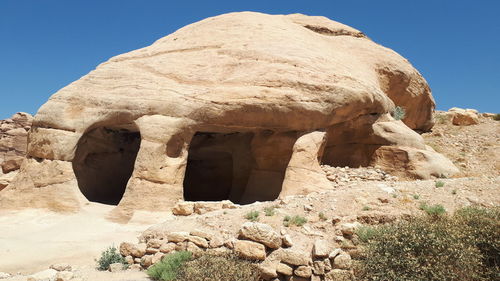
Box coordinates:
[0,12,458,217]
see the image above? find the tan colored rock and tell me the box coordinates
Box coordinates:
[125,255,134,265]
[193,201,224,214]
[325,269,354,281]
[140,255,153,268]
[55,271,74,281]
[167,232,189,243]
[146,238,163,249]
[449,108,479,126]
[313,239,332,258]
[280,249,310,266]
[239,222,282,249]
[258,263,278,280]
[313,258,332,275]
[332,253,352,269]
[120,242,147,258]
[188,235,209,248]
[294,266,312,278]
[209,236,224,248]
[152,252,165,264]
[277,263,294,276]
[340,222,362,236]
[146,247,159,254]
[2,12,451,213]
[234,240,266,261]
[109,262,124,272]
[159,242,176,253]
[282,234,293,248]
[190,229,213,240]
[27,269,57,281]
[172,201,194,216]
[50,263,72,271]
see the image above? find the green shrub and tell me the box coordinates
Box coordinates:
[435,180,445,188]
[362,206,371,211]
[263,206,276,217]
[357,207,499,281]
[419,203,446,217]
[244,210,260,221]
[493,113,500,121]
[356,225,379,243]
[96,245,127,271]
[412,194,420,200]
[283,215,307,227]
[391,106,406,120]
[147,251,192,281]
[177,252,259,281]
[318,212,328,221]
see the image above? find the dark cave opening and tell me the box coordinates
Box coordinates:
[72,125,141,205]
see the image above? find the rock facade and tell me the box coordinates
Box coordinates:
[0,112,32,191]
[1,12,457,215]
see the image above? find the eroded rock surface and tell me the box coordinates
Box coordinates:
[0,112,32,191]
[1,12,456,215]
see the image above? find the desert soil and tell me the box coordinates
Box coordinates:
[0,114,498,280]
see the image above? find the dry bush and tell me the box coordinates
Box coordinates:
[356,207,499,281]
[176,252,260,281]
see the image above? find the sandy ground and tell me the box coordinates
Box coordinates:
[0,203,169,276]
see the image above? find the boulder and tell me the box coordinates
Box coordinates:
[312,239,332,258]
[332,253,352,269]
[279,249,310,266]
[234,240,266,261]
[239,222,282,249]
[294,265,312,278]
[0,272,11,279]
[1,12,454,214]
[172,201,194,216]
[448,108,480,126]
[120,242,147,258]
[27,269,57,281]
[109,263,124,272]
[277,263,294,276]
[167,232,189,243]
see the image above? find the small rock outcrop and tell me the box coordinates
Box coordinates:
[448,107,480,126]
[0,112,32,191]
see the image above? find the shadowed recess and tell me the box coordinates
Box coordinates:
[183,131,295,204]
[72,125,141,205]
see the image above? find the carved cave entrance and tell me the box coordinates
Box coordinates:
[73,124,141,205]
[183,131,295,204]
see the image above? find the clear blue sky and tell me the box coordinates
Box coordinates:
[0,0,498,119]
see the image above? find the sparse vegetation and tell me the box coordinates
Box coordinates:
[147,251,192,281]
[419,203,446,217]
[318,212,328,221]
[283,215,307,227]
[357,207,499,281]
[362,206,371,211]
[412,194,420,200]
[96,245,127,271]
[263,206,276,216]
[244,210,260,222]
[391,106,406,120]
[435,180,445,188]
[176,252,260,281]
[356,225,379,243]
[452,189,457,195]
[493,113,500,121]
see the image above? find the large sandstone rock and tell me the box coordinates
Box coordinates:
[1,12,456,215]
[448,107,480,126]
